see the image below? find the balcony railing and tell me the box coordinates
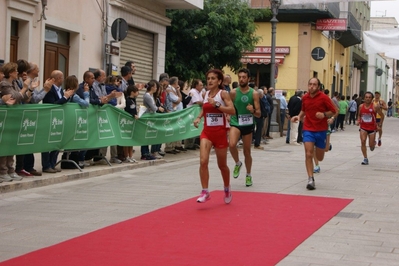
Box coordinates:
[338,11,362,47]
[251,0,361,47]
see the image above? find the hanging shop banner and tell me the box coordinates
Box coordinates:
[0,104,203,156]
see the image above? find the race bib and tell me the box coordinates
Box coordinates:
[361,113,372,123]
[238,114,253,125]
[206,113,223,126]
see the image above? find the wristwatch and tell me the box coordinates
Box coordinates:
[215,102,221,108]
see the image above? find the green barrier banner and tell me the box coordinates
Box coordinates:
[0,104,203,156]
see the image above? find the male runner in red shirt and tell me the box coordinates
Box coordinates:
[291,78,337,190]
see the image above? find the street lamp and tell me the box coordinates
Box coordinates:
[270,0,280,88]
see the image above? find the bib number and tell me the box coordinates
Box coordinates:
[361,113,372,123]
[206,113,223,126]
[238,114,253,125]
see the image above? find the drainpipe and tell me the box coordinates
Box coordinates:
[103,0,109,71]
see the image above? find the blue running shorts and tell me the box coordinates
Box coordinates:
[302,130,327,149]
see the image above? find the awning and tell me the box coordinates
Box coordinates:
[241,54,285,65]
[363,28,399,60]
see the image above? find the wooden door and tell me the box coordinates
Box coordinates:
[10,36,18,63]
[44,42,69,80]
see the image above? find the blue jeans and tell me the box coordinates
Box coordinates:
[141,145,150,156]
[41,151,59,170]
[387,107,392,117]
[254,117,264,147]
[151,144,162,153]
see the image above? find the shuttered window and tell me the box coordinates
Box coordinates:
[120,27,154,105]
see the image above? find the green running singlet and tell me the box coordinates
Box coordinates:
[230,88,255,127]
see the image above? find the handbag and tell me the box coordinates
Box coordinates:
[138,105,147,117]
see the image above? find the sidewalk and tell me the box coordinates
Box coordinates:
[0,132,284,194]
[1,118,399,264]
[0,149,185,193]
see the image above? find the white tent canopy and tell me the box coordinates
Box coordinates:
[363,28,399,60]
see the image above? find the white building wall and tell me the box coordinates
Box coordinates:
[43,0,104,78]
[109,1,170,80]
[368,53,388,99]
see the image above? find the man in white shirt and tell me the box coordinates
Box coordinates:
[186,79,204,149]
[92,69,121,164]
[277,91,288,133]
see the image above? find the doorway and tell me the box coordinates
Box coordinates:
[247,64,271,88]
[44,27,70,79]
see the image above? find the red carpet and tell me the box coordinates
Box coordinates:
[1,192,352,266]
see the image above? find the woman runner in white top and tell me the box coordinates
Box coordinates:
[193,69,235,204]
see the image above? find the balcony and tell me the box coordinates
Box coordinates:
[155,0,203,9]
[337,12,362,48]
[251,0,361,47]
[252,1,341,22]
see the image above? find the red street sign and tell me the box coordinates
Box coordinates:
[316,19,347,31]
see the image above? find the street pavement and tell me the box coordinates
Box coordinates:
[1,117,399,265]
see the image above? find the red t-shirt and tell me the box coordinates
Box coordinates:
[301,91,337,131]
[160,91,167,105]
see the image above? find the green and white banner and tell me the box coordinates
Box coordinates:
[0,104,203,156]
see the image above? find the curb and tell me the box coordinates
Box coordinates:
[0,159,167,194]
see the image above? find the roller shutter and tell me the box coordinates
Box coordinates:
[120,27,154,104]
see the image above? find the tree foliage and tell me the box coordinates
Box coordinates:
[165,0,269,81]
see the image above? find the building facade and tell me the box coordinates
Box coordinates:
[0,0,203,87]
[225,0,367,99]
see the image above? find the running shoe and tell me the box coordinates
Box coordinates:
[361,158,369,165]
[306,177,315,190]
[196,190,210,203]
[152,153,163,159]
[141,154,156,160]
[329,143,332,151]
[0,174,13,182]
[313,166,320,173]
[233,162,242,178]
[378,139,382,147]
[175,146,187,152]
[370,146,375,151]
[16,169,33,177]
[9,173,23,181]
[28,169,42,176]
[224,186,232,204]
[245,175,253,187]
[110,157,122,164]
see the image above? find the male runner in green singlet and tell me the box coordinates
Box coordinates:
[229,68,261,187]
